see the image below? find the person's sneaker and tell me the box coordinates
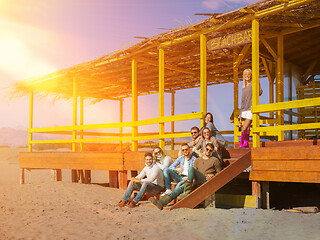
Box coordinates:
[116,199,127,207]
[126,200,137,208]
[160,189,172,196]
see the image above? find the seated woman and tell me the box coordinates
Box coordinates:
[194,127,222,164]
[203,112,226,148]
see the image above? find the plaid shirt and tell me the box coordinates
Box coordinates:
[169,154,197,173]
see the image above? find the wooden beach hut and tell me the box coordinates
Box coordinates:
[13,0,320,209]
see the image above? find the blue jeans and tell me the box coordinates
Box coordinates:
[187,167,206,187]
[123,181,163,203]
[163,168,183,190]
[169,180,186,199]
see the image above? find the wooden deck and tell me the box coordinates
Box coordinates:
[250,145,320,183]
[19,140,320,209]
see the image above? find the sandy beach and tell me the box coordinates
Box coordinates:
[0,148,319,240]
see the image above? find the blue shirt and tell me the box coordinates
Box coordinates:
[169,154,197,173]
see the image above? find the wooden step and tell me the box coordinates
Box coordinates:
[169,150,251,210]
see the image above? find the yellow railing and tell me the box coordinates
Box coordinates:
[28,112,204,145]
[251,97,320,135]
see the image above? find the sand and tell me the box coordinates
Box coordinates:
[0,148,319,240]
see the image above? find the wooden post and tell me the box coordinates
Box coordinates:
[119,99,123,151]
[252,19,261,208]
[159,48,165,149]
[171,91,175,150]
[71,76,78,182]
[233,48,239,143]
[276,35,284,141]
[200,34,207,128]
[132,59,138,151]
[252,181,261,208]
[252,18,260,148]
[119,170,128,190]
[109,171,119,188]
[80,95,84,152]
[21,91,34,184]
[28,91,33,153]
[262,181,270,209]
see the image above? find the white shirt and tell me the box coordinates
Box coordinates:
[181,157,190,176]
[156,155,172,170]
[135,162,164,187]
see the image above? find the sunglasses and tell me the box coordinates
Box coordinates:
[206,148,214,152]
[191,131,198,135]
[154,151,161,155]
[181,148,189,152]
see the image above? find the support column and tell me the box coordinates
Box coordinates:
[28,91,33,153]
[252,18,260,148]
[233,48,239,143]
[269,78,274,119]
[171,91,175,150]
[276,35,284,141]
[80,96,84,152]
[262,181,270,209]
[80,96,90,183]
[252,18,261,208]
[72,76,78,183]
[131,59,138,151]
[119,99,123,151]
[200,34,207,128]
[21,91,34,184]
[159,48,165,149]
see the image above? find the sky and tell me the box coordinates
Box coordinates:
[0,0,263,135]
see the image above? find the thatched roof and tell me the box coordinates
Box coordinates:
[12,0,320,100]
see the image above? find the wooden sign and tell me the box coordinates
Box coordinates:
[207,29,252,50]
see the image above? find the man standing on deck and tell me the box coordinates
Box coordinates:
[116,152,164,208]
[150,143,222,210]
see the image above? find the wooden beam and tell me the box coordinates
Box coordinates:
[132,59,138,151]
[135,56,198,76]
[234,44,251,68]
[250,171,320,183]
[19,152,125,170]
[302,60,318,82]
[200,34,207,128]
[261,38,277,59]
[252,18,260,148]
[159,48,165,149]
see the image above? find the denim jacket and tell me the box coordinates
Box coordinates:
[169,154,197,173]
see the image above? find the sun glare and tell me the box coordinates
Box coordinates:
[0,33,56,81]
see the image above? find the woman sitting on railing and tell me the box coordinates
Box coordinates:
[194,127,222,164]
[239,68,263,148]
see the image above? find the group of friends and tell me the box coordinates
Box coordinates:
[116,113,226,209]
[116,68,259,209]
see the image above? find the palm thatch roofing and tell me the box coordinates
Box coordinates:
[12,0,320,101]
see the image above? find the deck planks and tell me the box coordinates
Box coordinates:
[250,145,320,183]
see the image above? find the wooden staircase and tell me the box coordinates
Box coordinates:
[169,148,251,210]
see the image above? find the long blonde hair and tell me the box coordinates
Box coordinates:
[243,68,252,88]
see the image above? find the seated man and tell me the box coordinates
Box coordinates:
[161,143,197,196]
[177,126,201,158]
[153,146,172,170]
[189,126,201,149]
[150,143,222,210]
[116,152,164,208]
